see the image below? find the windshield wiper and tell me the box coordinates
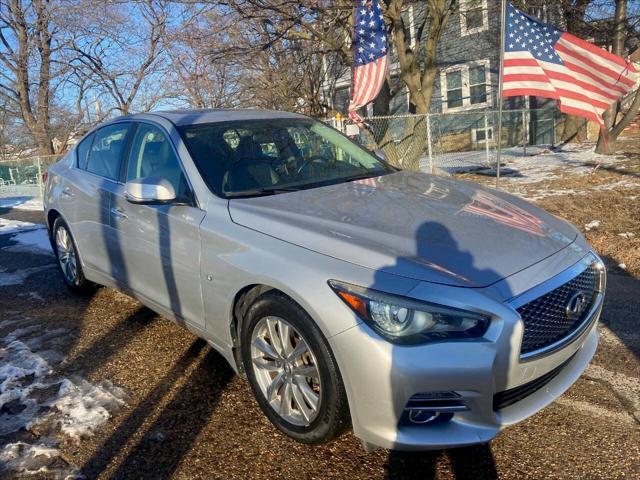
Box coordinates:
[225,186,302,198]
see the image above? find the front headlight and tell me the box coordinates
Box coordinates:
[329,280,490,345]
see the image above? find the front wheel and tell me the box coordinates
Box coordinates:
[241,291,349,444]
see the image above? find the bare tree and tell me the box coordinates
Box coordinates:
[595,0,639,154]
[0,0,57,154]
[71,0,169,115]
[165,7,243,109]
[214,0,456,169]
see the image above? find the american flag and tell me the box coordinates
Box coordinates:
[503,2,638,125]
[348,0,389,124]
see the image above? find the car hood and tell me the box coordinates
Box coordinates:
[228,171,580,287]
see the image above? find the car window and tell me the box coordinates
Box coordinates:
[126,123,190,201]
[179,119,392,197]
[85,124,131,181]
[76,133,94,169]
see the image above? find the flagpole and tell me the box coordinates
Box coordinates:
[496,0,507,188]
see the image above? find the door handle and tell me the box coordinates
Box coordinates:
[111,207,128,221]
[62,187,75,198]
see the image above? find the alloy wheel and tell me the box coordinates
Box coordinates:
[55,226,77,285]
[250,316,322,426]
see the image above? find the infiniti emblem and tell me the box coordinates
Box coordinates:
[566,291,588,320]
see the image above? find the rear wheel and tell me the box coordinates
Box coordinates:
[241,291,349,444]
[53,217,93,293]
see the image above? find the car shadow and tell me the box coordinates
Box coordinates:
[365,215,509,477]
[79,339,220,477]
[106,346,234,479]
[59,305,157,377]
[385,444,498,480]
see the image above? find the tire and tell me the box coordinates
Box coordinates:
[241,291,349,444]
[52,217,94,293]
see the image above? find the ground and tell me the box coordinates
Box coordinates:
[0,139,639,479]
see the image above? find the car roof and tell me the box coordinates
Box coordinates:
[123,108,310,127]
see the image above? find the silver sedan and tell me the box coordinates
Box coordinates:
[44,109,605,451]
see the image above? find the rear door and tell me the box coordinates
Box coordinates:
[64,122,133,279]
[110,121,206,328]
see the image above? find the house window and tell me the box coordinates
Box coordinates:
[446,71,463,109]
[460,0,488,35]
[469,65,487,104]
[441,59,491,112]
[472,127,493,142]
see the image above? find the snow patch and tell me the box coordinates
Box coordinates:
[53,378,128,439]
[2,227,52,255]
[584,220,601,231]
[0,218,41,235]
[0,218,51,255]
[619,232,636,239]
[446,143,631,189]
[0,265,55,286]
[0,440,80,479]
[0,196,43,211]
[0,323,128,478]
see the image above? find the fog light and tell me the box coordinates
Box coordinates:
[409,410,439,424]
[401,410,454,426]
[399,391,467,426]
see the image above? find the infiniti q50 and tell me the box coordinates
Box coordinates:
[44,109,605,451]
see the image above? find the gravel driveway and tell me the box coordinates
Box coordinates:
[1,205,638,480]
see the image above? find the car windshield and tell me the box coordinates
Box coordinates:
[178,118,395,198]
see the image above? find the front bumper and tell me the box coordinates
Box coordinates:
[329,271,602,451]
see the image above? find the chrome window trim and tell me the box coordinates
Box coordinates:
[507,252,606,362]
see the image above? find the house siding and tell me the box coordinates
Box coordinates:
[426,0,501,113]
[324,0,565,117]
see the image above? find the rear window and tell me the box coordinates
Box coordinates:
[76,134,94,169]
[85,123,131,181]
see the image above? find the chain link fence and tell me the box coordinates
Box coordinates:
[0,154,62,204]
[326,108,561,174]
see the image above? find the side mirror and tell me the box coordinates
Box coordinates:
[124,177,176,204]
[373,149,389,163]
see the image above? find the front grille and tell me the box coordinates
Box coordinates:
[493,355,574,410]
[517,265,598,356]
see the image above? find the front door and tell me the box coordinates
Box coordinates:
[110,122,206,328]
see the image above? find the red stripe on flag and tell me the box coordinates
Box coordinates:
[545,70,620,101]
[503,73,550,83]
[555,42,636,88]
[561,32,637,70]
[503,58,540,68]
[554,88,611,110]
[560,60,629,95]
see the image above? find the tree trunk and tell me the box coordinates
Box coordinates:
[595,128,615,154]
[595,0,629,154]
[34,129,54,155]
